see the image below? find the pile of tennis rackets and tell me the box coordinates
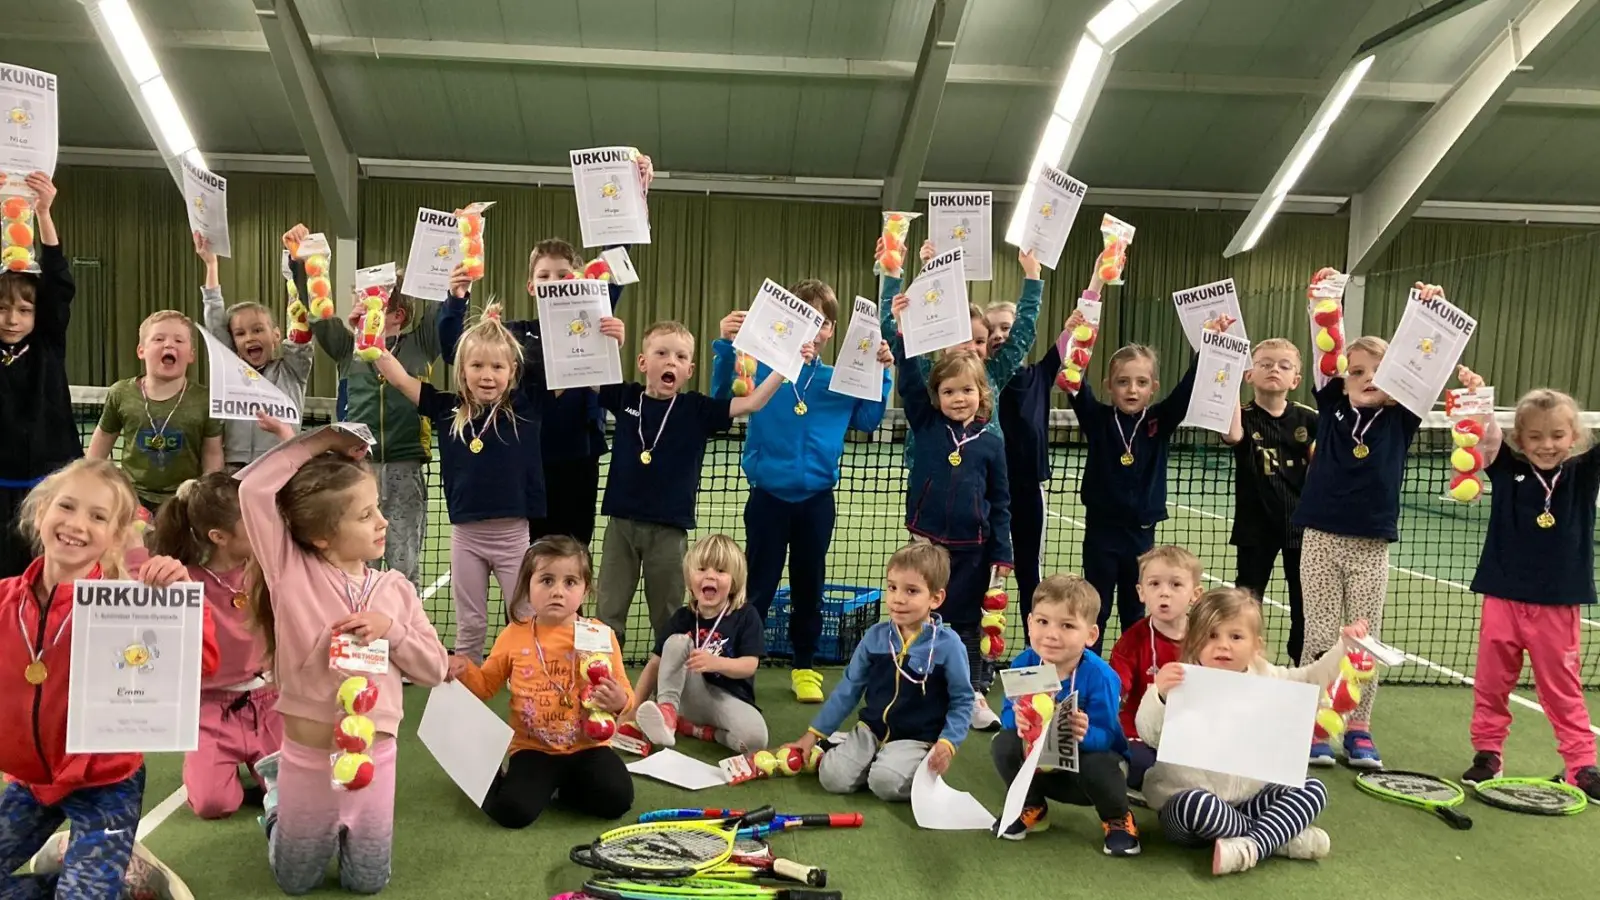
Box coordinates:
[1355,770,1587,830]
[567,806,861,899]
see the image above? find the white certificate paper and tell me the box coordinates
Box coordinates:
[928,191,992,282]
[1373,288,1478,418]
[1172,278,1247,350]
[417,680,514,806]
[627,748,728,790]
[1037,691,1080,773]
[1184,329,1251,435]
[180,157,230,258]
[400,208,462,301]
[66,580,205,754]
[827,296,886,402]
[201,331,302,424]
[1016,164,1086,271]
[0,63,59,176]
[912,753,996,831]
[733,279,826,382]
[1157,664,1319,788]
[570,146,650,248]
[536,279,624,390]
[901,247,972,357]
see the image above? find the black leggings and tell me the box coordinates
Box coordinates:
[529,457,601,547]
[1235,544,1306,664]
[481,747,633,829]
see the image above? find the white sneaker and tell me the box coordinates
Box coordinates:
[634,700,678,748]
[1212,837,1260,876]
[1275,826,1331,861]
[971,696,1001,732]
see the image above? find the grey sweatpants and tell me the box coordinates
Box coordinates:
[817,722,932,802]
[374,460,426,591]
[596,518,687,648]
[450,518,530,663]
[655,634,769,753]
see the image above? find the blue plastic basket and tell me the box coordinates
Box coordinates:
[764,584,882,664]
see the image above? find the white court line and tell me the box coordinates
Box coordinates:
[1042,501,1600,737]
[136,568,455,840]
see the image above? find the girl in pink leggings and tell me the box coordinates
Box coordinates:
[241,421,448,894]
[150,473,284,820]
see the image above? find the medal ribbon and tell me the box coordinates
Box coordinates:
[890,618,938,687]
[341,568,377,615]
[139,377,189,446]
[1350,406,1382,450]
[637,392,678,460]
[790,362,817,409]
[531,620,577,708]
[695,604,731,653]
[1533,465,1563,519]
[946,424,983,460]
[18,596,73,670]
[1114,409,1148,460]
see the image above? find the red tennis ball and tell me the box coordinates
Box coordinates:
[1069,347,1091,368]
[332,752,374,791]
[1,197,27,220]
[1450,446,1483,474]
[1073,325,1097,347]
[1312,299,1341,328]
[1318,352,1341,377]
[1449,472,1483,502]
[779,746,805,776]
[982,587,1008,611]
[337,676,379,715]
[584,654,612,685]
[584,711,617,741]
[334,714,375,753]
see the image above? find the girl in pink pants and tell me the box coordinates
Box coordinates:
[1456,370,1600,798]
[150,473,284,820]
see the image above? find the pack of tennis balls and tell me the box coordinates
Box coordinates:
[1,177,40,275]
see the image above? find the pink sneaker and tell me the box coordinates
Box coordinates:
[635,701,678,747]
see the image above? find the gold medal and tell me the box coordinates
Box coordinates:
[1537,511,1556,529]
[233,592,248,610]
[640,450,653,465]
[794,401,808,416]
[469,437,484,454]
[24,660,47,685]
[1353,444,1370,459]
[1120,452,1134,466]
[948,451,962,467]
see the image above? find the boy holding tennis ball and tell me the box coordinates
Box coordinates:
[782,541,973,801]
[994,574,1138,854]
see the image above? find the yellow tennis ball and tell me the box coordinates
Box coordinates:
[804,744,823,773]
[981,611,1005,631]
[1031,694,1055,723]
[1072,324,1094,345]
[1315,327,1335,353]
[1451,446,1482,474]
[1316,707,1345,740]
[1449,473,1482,502]
[736,355,757,377]
[752,750,777,776]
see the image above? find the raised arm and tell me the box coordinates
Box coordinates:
[984,449,1014,567]
[1455,365,1502,465]
[729,370,785,418]
[373,349,423,406]
[893,335,936,428]
[848,342,896,433]
[709,311,746,399]
[195,232,231,344]
[985,250,1044,390]
[1152,351,1201,437]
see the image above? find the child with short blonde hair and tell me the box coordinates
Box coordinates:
[1110,545,1203,791]
[1141,588,1367,875]
[1455,370,1600,797]
[631,534,768,752]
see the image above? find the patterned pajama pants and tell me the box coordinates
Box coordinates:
[1299,528,1389,723]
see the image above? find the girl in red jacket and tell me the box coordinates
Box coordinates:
[0,458,218,897]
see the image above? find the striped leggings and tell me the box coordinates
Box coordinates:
[1159,780,1327,859]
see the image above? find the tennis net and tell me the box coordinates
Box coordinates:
[62,385,1600,688]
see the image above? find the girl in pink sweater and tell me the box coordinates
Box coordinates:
[239,420,448,895]
[150,472,284,821]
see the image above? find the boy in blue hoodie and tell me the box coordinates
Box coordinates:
[783,541,974,802]
[995,573,1139,855]
[710,282,894,703]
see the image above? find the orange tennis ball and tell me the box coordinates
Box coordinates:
[460,236,483,258]
[5,222,32,246]
[458,215,483,238]
[1,245,29,272]
[305,255,328,278]
[309,276,332,300]
[1,197,27,220]
[735,355,757,377]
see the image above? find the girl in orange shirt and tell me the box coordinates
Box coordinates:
[450,536,633,828]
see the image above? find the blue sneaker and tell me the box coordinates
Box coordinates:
[1343,730,1384,770]
[1309,741,1336,767]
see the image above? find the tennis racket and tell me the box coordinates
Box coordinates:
[581,876,841,900]
[1354,770,1473,830]
[640,810,864,830]
[570,841,826,887]
[1471,777,1588,816]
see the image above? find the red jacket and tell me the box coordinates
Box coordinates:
[1109,616,1181,742]
[0,558,219,806]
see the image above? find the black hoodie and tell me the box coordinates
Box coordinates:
[0,243,80,485]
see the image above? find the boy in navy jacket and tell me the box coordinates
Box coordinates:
[784,541,974,801]
[995,574,1138,855]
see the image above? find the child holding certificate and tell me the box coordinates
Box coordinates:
[0,458,218,898]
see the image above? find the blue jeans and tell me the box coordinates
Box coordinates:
[0,767,145,899]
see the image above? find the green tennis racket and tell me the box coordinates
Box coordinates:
[581,875,841,900]
[1471,777,1588,816]
[1355,770,1473,830]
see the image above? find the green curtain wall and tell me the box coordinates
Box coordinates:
[49,166,1600,408]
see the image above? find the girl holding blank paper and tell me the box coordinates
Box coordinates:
[1139,588,1367,876]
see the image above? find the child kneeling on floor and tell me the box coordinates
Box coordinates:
[782,540,973,801]
[1140,588,1367,875]
[994,574,1139,855]
[631,534,768,753]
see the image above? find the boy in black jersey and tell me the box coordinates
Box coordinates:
[1224,338,1318,663]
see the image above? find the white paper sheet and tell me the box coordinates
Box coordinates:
[912,753,996,831]
[1373,288,1478,418]
[995,727,1047,836]
[827,296,886,402]
[1183,329,1251,435]
[571,146,650,247]
[66,580,205,753]
[998,665,1061,699]
[536,279,624,390]
[399,208,462,301]
[181,157,230,258]
[627,748,729,790]
[927,191,992,282]
[733,279,826,382]
[417,680,515,806]
[1158,664,1320,788]
[1037,691,1080,774]
[0,63,58,176]
[1015,164,1086,271]
[200,330,302,424]
[600,246,640,285]
[901,247,972,357]
[1172,278,1246,350]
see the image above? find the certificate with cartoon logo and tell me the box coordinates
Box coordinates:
[66,580,206,753]
[536,279,624,390]
[1184,329,1251,435]
[928,191,992,282]
[901,246,972,358]
[828,296,886,402]
[569,146,650,247]
[1373,287,1478,419]
[733,279,826,383]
